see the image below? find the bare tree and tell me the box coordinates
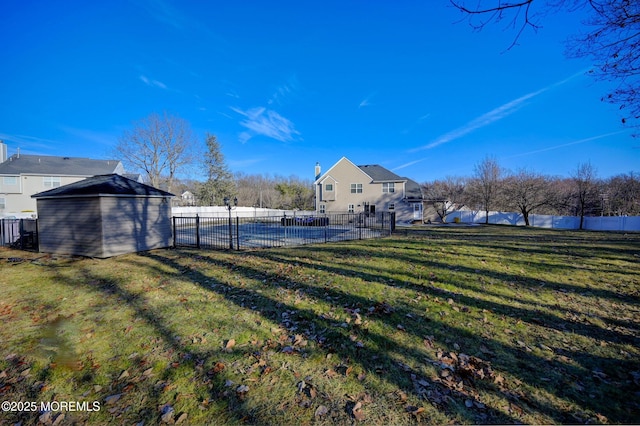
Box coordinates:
[572,161,600,229]
[116,112,197,193]
[502,169,553,225]
[274,177,315,210]
[422,176,467,222]
[234,172,280,208]
[451,0,640,130]
[469,156,503,224]
[604,172,640,215]
[569,0,640,127]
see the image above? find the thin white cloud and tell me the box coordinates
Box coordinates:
[393,158,427,171]
[0,133,59,151]
[412,71,586,152]
[268,75,300,106]
[59,126,116,146]
[142,0,184,29]
[414,88,546,152]
[358,92,376,109]
[503,130,628,159]
[231,106,301,143]
[139,0,220,43]
[402,112,431,135]
[139,74,167,90]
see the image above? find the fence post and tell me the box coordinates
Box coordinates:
[172,217,177,247]
[34,218,39,251]
[324,217,328,243]
[283,213,288,246]
[235,217,240,250]
[196,214,201,249]
[19,219,25,250]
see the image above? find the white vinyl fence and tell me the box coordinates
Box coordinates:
[447,210,640,232]
[172,206,315,218]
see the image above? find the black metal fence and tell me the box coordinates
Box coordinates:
[173,212,395,250]
[0,218,39,251]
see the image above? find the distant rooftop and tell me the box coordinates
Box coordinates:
[0,154,122,176]
[358,164,406,182]
[32,174,174,198]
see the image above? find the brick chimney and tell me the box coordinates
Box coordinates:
[0,141,7,163]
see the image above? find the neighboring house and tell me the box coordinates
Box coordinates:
[123,173,144,183]
[314,157,424,223]
[0,151,123,217]
[180,191,196,206]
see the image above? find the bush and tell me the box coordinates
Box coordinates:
[453,217,461,224]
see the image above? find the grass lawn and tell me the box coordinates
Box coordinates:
[1,226,639,425]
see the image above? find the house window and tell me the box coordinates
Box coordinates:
[350,183,362,194]
[382,182,395,193]
[388,203,395,210]
[325,183,333,191]
[319,204,326,214]
[3,176,18,186]
[43,176,61,188]
[0,197,5,210]
[348,204,355,213]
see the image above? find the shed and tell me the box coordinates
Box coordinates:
[32,174,174,258]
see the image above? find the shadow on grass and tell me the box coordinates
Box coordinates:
[138,250,525,424]
[268,244,640,346]
[6,225,638,424]
[2,262,254,425]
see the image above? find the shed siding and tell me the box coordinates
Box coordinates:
[36,198,104,257]
[99,197,172,257]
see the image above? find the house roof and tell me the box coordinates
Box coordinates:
[0,154,121,176]
[404,179,423,200]
[357,164,406,182]
[32,174,174,199]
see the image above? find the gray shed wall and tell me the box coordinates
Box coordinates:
[36,198,105,257]
[99,197,172,257]
[36,196,172,258]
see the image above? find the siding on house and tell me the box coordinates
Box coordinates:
[0,154,123,216]
[315,157,424,223]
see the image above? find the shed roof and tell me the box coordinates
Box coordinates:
[32,174,174,199]
[0,154,121,176]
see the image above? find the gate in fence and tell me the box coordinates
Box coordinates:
[0,218,39,251]
[173,212,395,250]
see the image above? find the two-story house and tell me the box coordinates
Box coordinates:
[0,147,123,217]
[314,157,424,223]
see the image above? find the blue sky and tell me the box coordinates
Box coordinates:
[1,0,637,183]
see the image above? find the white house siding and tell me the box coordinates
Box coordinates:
[0,155,124,217]
[315,158,420,223]
[1,175,95,216]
